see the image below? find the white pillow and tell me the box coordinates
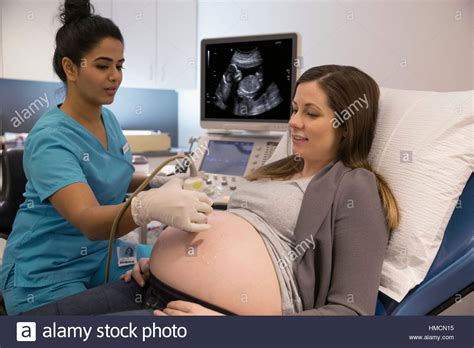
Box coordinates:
[267,87,473,302]
[371,87,473,301]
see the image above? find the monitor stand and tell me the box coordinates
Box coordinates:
[204,128,285,139]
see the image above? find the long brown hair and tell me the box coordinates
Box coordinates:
[247,65,400,231]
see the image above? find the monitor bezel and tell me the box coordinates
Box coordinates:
[200,33,298,132]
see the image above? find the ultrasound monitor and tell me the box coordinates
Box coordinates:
[201,33,297,132]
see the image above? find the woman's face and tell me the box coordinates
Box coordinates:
[288,81,343,165]
[75,37,124,106]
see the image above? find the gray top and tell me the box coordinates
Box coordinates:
[292,160,389,315]
[227,176,312,314]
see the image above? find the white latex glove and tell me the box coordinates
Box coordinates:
[148,171,208,188]
[148,173,189,188]
[131,178,213,233]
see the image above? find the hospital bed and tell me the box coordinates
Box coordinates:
[375,174,473,315]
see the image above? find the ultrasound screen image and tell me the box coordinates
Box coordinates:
[204,38,294,121]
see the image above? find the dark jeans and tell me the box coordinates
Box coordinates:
[23,279,147,315]
[22,275,236,316]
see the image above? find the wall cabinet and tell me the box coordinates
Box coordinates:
[154,0,197,90]
[2,0,59,82]
[0,0,196,89]
[112,0,157,88]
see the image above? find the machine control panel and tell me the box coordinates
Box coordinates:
[192,133,283,205]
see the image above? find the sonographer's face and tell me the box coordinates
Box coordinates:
[289,81,343,164]
[76,37,124,106]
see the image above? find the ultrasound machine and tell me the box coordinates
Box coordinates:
[191,33,298,206]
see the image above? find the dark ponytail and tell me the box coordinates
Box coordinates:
[59,0,93,24]
[53,0,124,82]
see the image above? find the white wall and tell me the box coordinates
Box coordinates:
[177,0,473,147]
[0,3,3,78]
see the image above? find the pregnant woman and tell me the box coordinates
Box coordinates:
[25,65,400,316]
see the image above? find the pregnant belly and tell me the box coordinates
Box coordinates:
[150,210,282,315]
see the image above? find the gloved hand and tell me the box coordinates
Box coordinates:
[148,172,190,188]
[149,171,208,189]
[131,178,213,233]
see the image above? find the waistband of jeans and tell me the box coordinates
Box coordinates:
[148,273,237,316]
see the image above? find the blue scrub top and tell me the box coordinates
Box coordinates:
[0,106,134,289]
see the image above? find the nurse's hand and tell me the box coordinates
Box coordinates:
[149,171,208,188]
[131,178,213,233]
[149,173,189,188]
[120,258,150,287]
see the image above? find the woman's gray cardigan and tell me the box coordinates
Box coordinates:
[294,160,390,315]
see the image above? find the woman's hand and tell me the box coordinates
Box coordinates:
[153,301,225,316]
[120,258,150,287]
